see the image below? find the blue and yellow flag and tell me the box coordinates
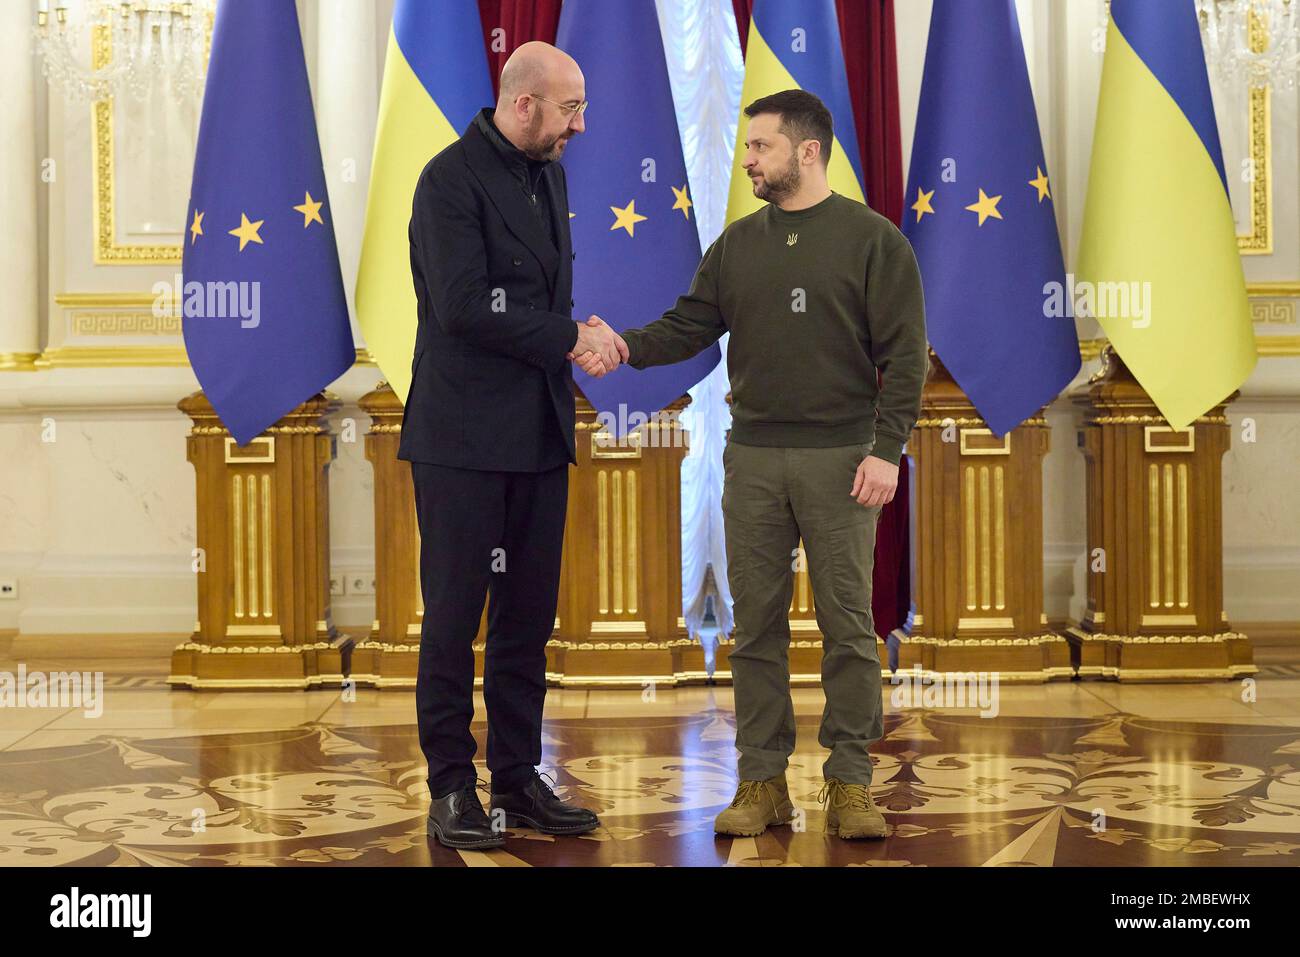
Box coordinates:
[903,0,1080,436]
[182,0,353,445]
[727,0,864,223]
[356,0,492,403]
[1078,0,1256,427]
[557,0,720,422]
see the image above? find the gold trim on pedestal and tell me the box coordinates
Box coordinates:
[958,428,1010,455]
[224,624,282,638]
[1144,426,1194,454]
[589,620,649,636]
[1141,614,1199,628]
[956,617,1015,631]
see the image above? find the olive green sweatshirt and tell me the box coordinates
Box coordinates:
[620,191,928,465]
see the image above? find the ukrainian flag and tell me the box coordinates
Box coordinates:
[1078,0,1257,429]
[356,0,493,403]
[726,0,865,224]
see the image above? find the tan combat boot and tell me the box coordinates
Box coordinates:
[714,775,795,836]
[819,778,888,839]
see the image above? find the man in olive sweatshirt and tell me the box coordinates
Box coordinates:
[571,90,928,839]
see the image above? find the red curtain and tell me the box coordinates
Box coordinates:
[477,0,565,96]
[732,0,911,642]
[475,1,912,642]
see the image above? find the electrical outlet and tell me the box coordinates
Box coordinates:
[0,579,16,600]
[349,575,374,596]
[329,575,345,597]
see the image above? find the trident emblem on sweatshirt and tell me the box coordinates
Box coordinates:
[786,233,798,247]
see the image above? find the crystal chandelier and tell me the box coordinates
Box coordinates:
[1197,0,1300,90]
[32,0,214,104]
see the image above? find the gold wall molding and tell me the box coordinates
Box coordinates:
[91,27,185,264]
[0,353,41,372]
[32,343,372,370]
[1257,335,1300,357]
[55,292,164,308]
[35,345,189,368]
[1247,282,1300,298]
[1081,334,1300,361]
[1238,11,1272,254]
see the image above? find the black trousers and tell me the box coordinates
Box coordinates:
[411,461,568,798]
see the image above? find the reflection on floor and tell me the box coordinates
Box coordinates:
[2,646,1299,866]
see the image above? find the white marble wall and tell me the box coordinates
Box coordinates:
[0,0,1296,636]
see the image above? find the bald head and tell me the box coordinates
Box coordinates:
[498,41,581,105]
[493,41,586,163]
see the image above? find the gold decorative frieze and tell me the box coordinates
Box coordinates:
[1251,300,1294,324]
[1087,413,1228,426]
[915,416,1045,428]
[72,313,181,336]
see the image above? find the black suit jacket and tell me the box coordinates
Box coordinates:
[397,116,579,471]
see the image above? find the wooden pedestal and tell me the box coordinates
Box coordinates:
[169,392,349,690]
[891,354,1072,682]
[354,388,692,689]
[350,383,422,688]
[1066,346,1255,681]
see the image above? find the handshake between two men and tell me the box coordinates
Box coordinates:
[567,316,628,378]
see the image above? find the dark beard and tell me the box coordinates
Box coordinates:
[523,110,568,162]
[752,152,801,203]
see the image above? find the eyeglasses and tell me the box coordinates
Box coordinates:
[529,93,588,117]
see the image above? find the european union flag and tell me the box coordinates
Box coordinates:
[182,0,353,445]
[903,0,1080,436]
[557,0,720,427]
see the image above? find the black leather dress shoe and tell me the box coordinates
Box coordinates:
[427,781,505,850]
[490,771,600,835]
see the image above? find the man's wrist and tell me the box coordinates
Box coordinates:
[620,330,639,368]
[869,433,904,466]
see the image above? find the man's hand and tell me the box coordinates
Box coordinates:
[567,316,629,378]
[851,455,899,507]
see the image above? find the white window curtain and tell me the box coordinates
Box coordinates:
[655,0,744,672]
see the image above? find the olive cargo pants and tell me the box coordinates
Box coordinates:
[722,440,884,785]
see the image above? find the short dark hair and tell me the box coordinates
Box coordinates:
[743,89,833,166]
